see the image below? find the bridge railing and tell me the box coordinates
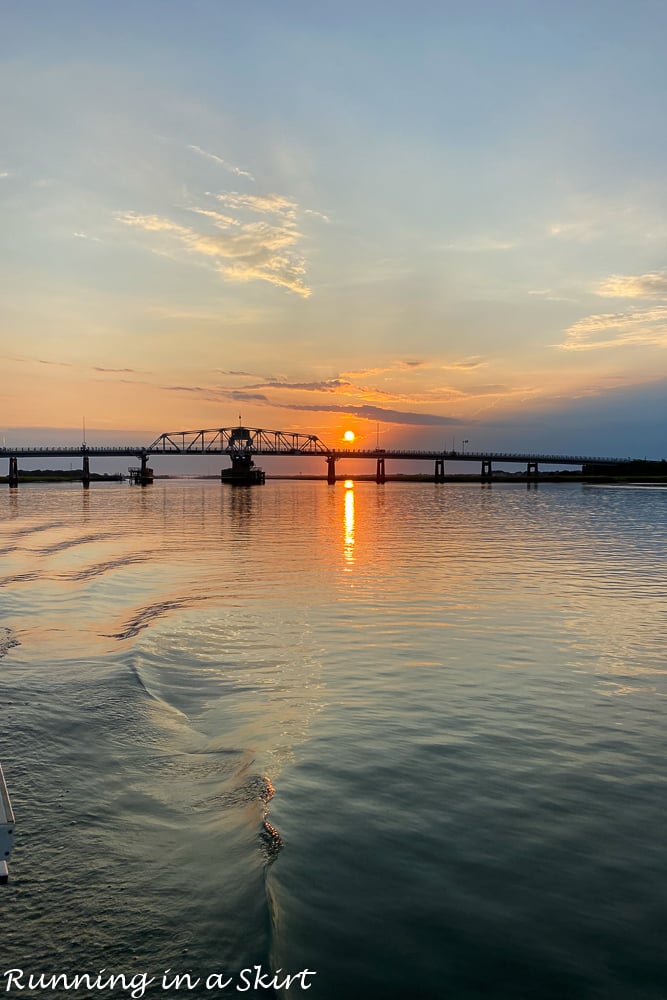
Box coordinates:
[331,448,632,463]
[0,446,144,455]
[0,436,638,466]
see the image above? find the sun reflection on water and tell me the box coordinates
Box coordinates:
[343,481,355,566]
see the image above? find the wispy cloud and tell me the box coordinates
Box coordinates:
[341,363,418,379]
[155,384,271,404]
[94,367,143,374]
[215,361,500,411]
[597,270,667,300]
[439,357,487,371]
[210,372,519,411]
[73,231,102,242]
[104,378,154,387]
[119,214,188,236]
[162,384,205,392]
[545,193,629,244]
[190,207,241,228]
[210,191,298,218]
[188,144,255,180]
[118,199,311,296]
[277,402,465,426]
[556,269,667,349]
[7,355,73,367]
[0,171,9,179]
[304,208,330,223]
[232,377,353,394]
[341,358,485,379]
[528,289,578,303]
[225,390,270,402]
[152,369,532,421]
[548,220,599,242]
[558,307,667,351]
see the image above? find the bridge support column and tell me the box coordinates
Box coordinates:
[434,458,445,483]
[527,461,538,479]
[140,452,154,485]
[8,456,18,488]
[82,452,90,489]
[376,457,386,484]
[481,459,493,482]
[327,456,336,485]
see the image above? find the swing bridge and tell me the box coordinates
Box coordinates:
[0,424,638,486]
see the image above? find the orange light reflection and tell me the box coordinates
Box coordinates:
[343,482,355,566]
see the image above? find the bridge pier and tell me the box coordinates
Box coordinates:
[327,456,336,485]
[434,458,445,483]
[129,453,154,485]
[140,452,154,485]
[481,459,493,482]
[8,456,18,488]
[376,457,386,484]
[82,452,90,489]
[221,452,265,485]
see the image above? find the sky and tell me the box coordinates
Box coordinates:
[1,0,666,464]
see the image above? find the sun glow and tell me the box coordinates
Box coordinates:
[343,430,355,442]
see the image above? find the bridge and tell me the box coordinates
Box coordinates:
[0,424,640,487]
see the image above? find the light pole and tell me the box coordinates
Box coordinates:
[462,439,469,454]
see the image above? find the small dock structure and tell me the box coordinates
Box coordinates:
[128,457,154,484]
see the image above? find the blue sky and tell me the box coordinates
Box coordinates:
[1,1,666,459]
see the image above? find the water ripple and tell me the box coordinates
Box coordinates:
[105,594,223,640]
[34,531,119,554]
[60,552,154,581]
[0,571,40,587]
[0,626,20,658]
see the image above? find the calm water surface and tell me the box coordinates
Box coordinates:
[1,480,666,999]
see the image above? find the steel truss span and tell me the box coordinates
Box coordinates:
[147,427,331,455]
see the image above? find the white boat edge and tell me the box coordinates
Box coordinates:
[0,763,15,884]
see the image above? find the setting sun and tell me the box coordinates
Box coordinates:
[343,430,355,442]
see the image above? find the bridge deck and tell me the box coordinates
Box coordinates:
[0,445,635,465]
[0,424,637,466]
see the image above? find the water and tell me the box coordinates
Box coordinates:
[1,480,666,999]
